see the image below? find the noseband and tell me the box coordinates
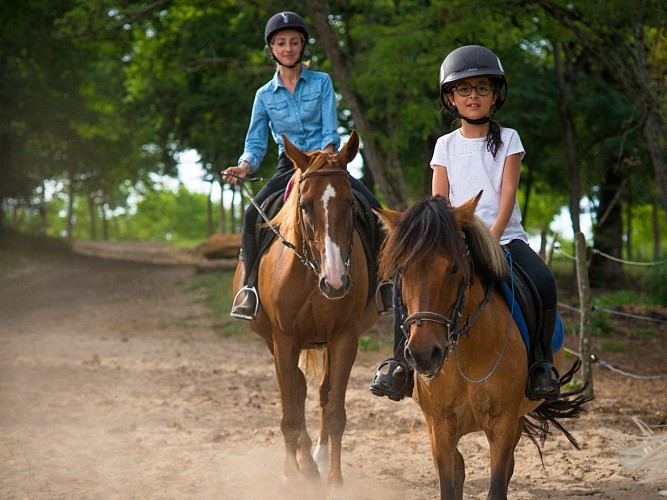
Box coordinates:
[401,271,495,381]
[296,168,355,276]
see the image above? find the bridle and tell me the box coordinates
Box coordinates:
[399,257,502,383]
[295,168,355,276]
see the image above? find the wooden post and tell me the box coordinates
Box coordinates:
[574,231,594,399]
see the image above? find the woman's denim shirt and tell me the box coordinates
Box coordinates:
[239,66,340,172]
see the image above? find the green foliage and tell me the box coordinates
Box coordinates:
[358,334,385,352]
[123,185,211,241]
[1,0,666,272]
[638,262,667,305]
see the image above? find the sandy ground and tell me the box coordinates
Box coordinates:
[1,240,666,499]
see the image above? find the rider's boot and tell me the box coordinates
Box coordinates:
[370,281,414,401]
[231,231,259,320]
[527,306,561,400]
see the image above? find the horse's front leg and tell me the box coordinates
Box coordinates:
[321,337,358,490]
[485,416,523,500]
[424,415,465,500]
[314,349,331,476]
[273,338,319,483]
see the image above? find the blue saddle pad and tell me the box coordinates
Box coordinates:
[501,283,564,353]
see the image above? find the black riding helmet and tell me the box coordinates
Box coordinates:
[264,12,309,68]
[439,45,507,124]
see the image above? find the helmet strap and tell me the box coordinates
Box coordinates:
[461,115,492,125]
[269,48,304,69]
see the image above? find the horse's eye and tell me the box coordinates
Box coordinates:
[450,265,459,275]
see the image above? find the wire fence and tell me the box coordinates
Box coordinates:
[554,245,667,381]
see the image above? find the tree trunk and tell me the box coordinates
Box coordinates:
[521,163,534,226]
[553,40,581,236]
[304,0,407,209]
[87,195,97,241]
[575,232,594,399]
[625,200,632,261]
[590,167,625,287]
[645,110,667,213]
[101,204,109,241]
[653,200,662,260]
[207,181,214,236]
[66,169,74,241]
[38,180,47,236]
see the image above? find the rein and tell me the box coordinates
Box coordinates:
[227,169,354,276]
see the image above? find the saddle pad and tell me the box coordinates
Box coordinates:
[501,283,564,353]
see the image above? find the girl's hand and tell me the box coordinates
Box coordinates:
[222,162,251,185]
[490,225,503,242]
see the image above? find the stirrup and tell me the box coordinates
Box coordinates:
[527,361,561,401]
[375,279,393,315]
[370,357,414,401]
[230,286,259,320]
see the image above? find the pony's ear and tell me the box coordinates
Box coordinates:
[453,190,483,228]
[336,129,360,168]
[373,207,402,234]
[282,134,310,172]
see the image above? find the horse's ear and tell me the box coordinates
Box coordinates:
[453,190,483,228]
[336,130,360,168]
[373,207,402,234]
[282,134,309,172]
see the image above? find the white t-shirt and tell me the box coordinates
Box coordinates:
[431,127,528,245]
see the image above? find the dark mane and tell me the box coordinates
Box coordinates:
[379,196,509,283]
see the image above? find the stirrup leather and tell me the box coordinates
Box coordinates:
[230,286,259,320]
[375,279,394,315]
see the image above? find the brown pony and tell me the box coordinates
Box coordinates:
[375,194,588,500]
[232,130,378,490]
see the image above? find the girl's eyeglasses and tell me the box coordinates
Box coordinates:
[453,83,492,97]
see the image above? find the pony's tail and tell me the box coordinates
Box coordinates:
[522,358,593,464]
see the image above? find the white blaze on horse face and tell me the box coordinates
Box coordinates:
[321,184,346,288]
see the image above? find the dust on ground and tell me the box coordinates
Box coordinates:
[1,239,666,499]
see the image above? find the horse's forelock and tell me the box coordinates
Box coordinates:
[380,197,468,279]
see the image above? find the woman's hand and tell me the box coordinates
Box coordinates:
[222,161,251,185]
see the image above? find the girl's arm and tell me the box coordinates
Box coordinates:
[431,165,450,197]
[490,152,521,241]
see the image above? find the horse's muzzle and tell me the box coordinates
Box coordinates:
[319,273,351,299]
[404,341,446,379]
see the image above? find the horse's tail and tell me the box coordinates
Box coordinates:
[522,358,594,463]
[299,348,327,382]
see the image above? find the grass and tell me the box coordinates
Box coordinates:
[183,269,250,337]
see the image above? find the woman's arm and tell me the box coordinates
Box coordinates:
[320,74,340,152]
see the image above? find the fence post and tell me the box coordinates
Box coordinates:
[574,231,594,399]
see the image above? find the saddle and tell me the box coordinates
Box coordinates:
[502,258,543,349]
[247,188,380,302]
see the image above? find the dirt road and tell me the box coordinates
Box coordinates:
[1,241,666,499]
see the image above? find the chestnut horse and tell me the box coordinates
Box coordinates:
[232,131,378,490]
[375,194,588,500]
